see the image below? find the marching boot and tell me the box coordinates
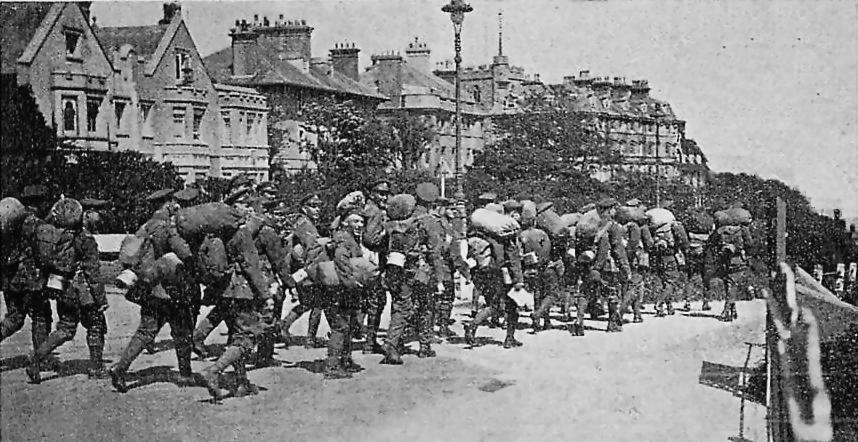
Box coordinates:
[201,346,243,400]
[379,342,403,365]
[655,303,666,317]
[305,308,322,348]
[720,301,736,322]
[437,324,456,338]
[362,330,383,354]
[503,317,523,349]
[606,301,622,333]
[233,358,259,397]
[324,355,352,379]
[254,333,277,367]
[31,321,50,354]
[109,334,149,392]
[632,298,644,323]
[666,299,676,316]
[26,331,68,384]
[701,300,712,311]
[87,344,109,379]
[418,343,437,358]
[191,325,210,359]
[568,322,585,336]
[463,322,477,345]
[175,346,196,388]
[279,309,301,347]
[26,355,42,384]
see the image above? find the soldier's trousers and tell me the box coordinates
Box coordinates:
[530,262,564,325]
[360,279,386,344]
[684,255,713,302]
[280,285,325,340]
[621,271,645,319]
[651,266,682,312]
[325,288,359,368]
[193,302,230,346]
[205,299,264,379]
[0,289,52,350]
[435,280,455,326]
[114,299,194,375]
[472,270,518,336]
[386,269,434,348]
[33,299,106,365]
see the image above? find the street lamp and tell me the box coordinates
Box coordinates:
[651,103,666,207]
[442,0,472,196]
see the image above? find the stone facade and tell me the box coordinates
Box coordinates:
[361,40,489,176]
[2,2,271,184]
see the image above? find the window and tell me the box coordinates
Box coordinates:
[64,29,81,59]
[62,97,77,132]
[140,103,154,138]
[173,107,186,140]
[86,97,100,133]
[192,108,204,140]
[114,101,127,133]
[175,51,191,83]
[221,111,231,144]
[246,112,254,140]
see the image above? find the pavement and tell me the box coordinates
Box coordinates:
[1,290,769,442]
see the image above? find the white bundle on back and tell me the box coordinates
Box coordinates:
[470,208,520,238]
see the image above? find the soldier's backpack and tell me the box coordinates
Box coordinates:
[196,234,230,285]
[716,225,746,258]
[520,227,551,268]
[34,223,76,275]
[175,202,243,240]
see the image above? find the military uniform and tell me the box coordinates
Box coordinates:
[359,197,388,353]
[1,210,52,351]
[382,199,447,364]
[28,199,107,383]
[620,221,648,323]
[683,210,716,311]
[109,209,199,392]
[524,227,564,332]
[433,205,470,337]
[200,225,271,400]
[710,223,753,322]
[644,221,689,317]
[592,214,632,332]
[278,209,326,348]
[325,226,365,378]
[464,229,525,348]
[249,214,291,366]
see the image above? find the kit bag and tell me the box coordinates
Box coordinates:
[175,202,242,239]
[535,208,566,238]
[645,207,676,229]
[470,208,520,238]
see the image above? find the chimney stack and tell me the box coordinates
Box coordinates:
[159,2,181,26]
[330,42,360,81]
[630,79,650,100]
[405,37,431,73]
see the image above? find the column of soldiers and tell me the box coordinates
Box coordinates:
[1,177,757,401]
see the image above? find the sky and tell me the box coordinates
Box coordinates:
[91,0,858,217]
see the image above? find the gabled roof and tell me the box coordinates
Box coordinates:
[95,11,184,76]
[361,60,465,102]
[203,45,385,100]
[1,2,63,74]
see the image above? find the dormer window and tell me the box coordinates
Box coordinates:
[64,28,82,59]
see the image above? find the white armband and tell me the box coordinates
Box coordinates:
[387,252,406,267]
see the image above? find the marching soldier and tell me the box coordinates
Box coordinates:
[27,198,108,383]
[526,202,565,332]
[433,196,470,338]
[619,198,649,324]
[381,184,446,364]
[644,204,690,317]
[464,200,526,349]
[591,198,631,332]
[278,193,327,348]
[683,206,716,311]
[108,190,198,392]
[0,191,52,354]
[357,179,390,354]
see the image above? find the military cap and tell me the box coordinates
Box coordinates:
[625,198,642,207]
[21,185,48,201]
[369,179,391,193]
[503,199,523,212]
[477,192,497,203]
[228,173,253,191]
[146,188,175,203]
[173,187,200,204]
[596,197,619,210]
[415,182,439,203]
[300,193,323,206]
[80,198,109,209]
[536,201,554,214]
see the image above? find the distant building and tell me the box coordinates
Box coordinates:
[203,14,387,172]
[361,38,490,175]
[1,2,114,150]
[1,2,271,184]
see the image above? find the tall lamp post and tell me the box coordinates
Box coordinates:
[443,0,472,197]
[651,104,665,207]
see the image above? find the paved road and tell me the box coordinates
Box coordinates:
[1,292,768,442]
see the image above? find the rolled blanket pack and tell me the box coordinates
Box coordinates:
[470,208,520,238]
[714,207,751,227]
[646,207,676,229]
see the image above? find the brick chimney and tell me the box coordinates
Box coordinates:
[611,76,630,101]
[158,2,181,26]
[229,19,257,76]
[369,51,404,98]
[405,37,431,73]
[630,79,650,100]
[280,19,313,63]
[330,42,360,81]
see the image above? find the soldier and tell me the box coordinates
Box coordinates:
[618,199,650,324]
[464,200,526,349]
[80,198,109,233]
[108,190,198,393]
[199,216,272,400]
[324,208,367,379]
[591,198,632,332]
[645,205,690,317]
[683,206,716,311]
[433,196,470,338]
[359,179,390,354]
[278,193,327,349]
[380,184,447,364]
[173,187,201,208]
[0,191,52,355]
[526,202,566,332]
[27,198,108,383]
[710,206,754,322]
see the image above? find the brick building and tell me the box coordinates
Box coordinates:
[360,37,490,175]
[203,14,386,172]
[1,2,271,184]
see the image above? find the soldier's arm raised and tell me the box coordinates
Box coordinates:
[229,228,269,300]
